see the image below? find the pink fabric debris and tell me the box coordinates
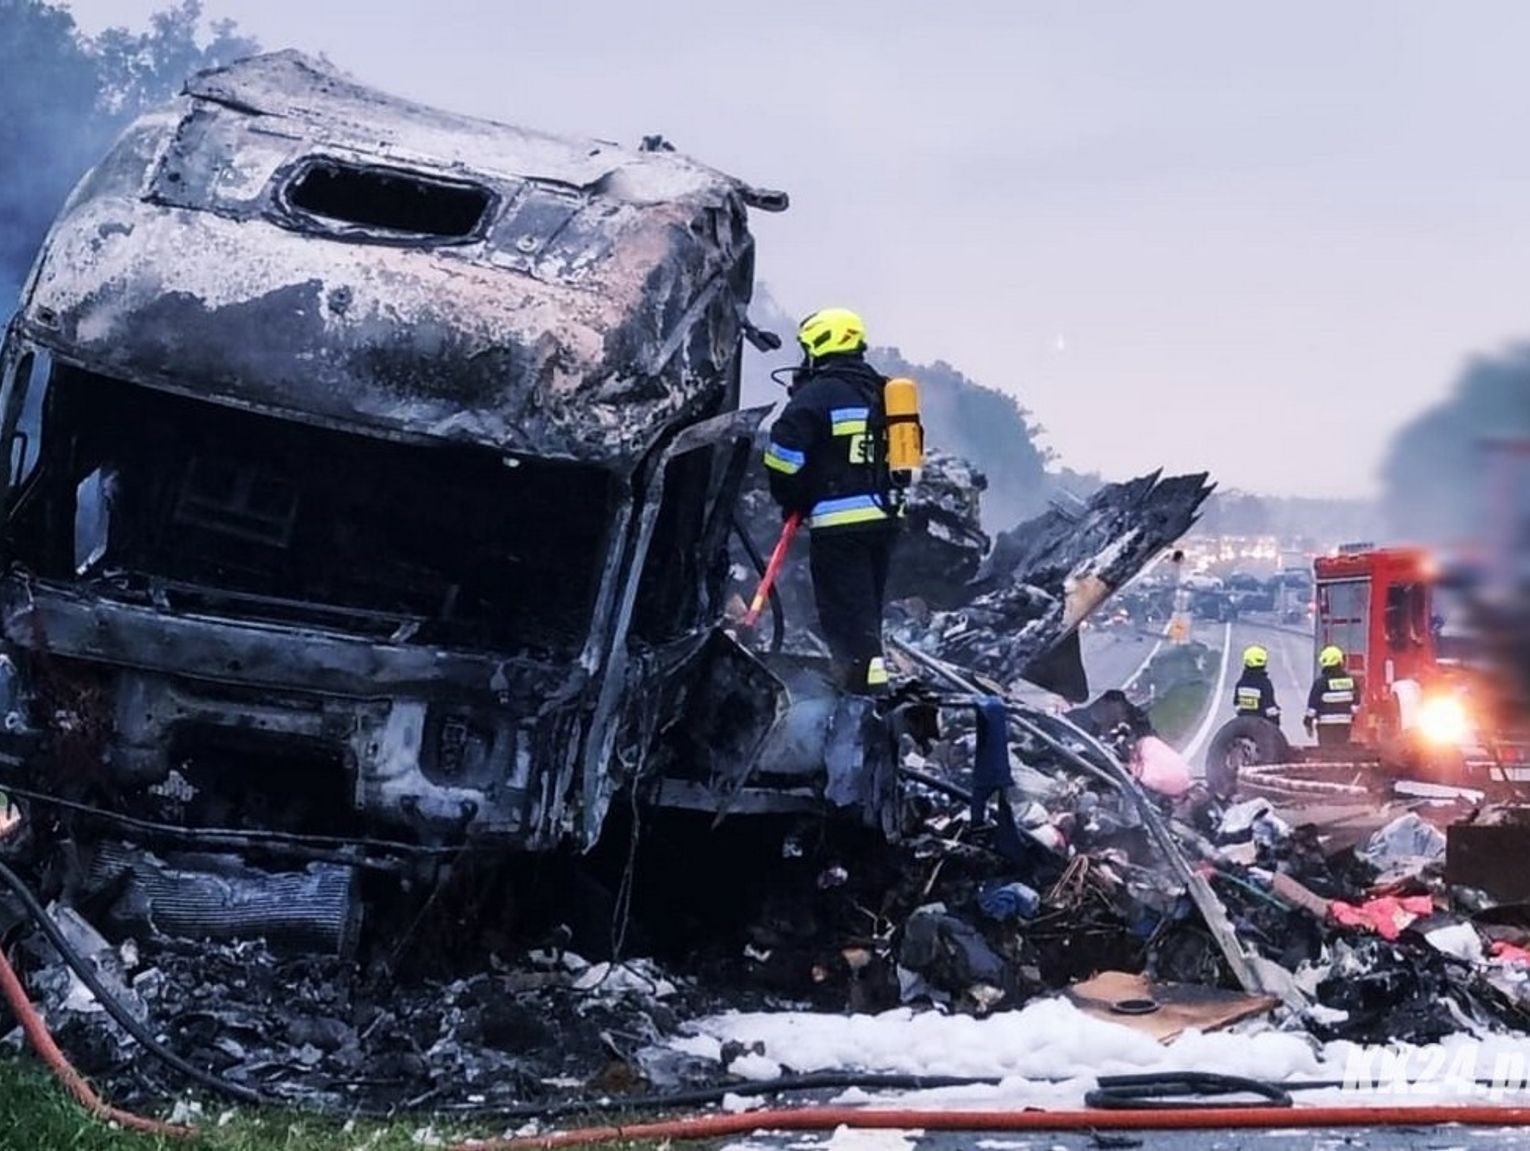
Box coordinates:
[1491,940,1530,966]
[1131,736,1192,798]
[1328,895,1436,941]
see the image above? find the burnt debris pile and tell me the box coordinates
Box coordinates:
[14,687,1530,1113]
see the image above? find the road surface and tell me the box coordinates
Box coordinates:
[1079,623,1164,693]
[723,1125,1530,1151]
[1080,614,1314,767]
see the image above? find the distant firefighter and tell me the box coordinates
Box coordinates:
[1305,645,1358,745]
[1233,644,1282,726]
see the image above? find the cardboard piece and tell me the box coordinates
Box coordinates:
[1063,970,1278,1043]
[1271,872,1334,919]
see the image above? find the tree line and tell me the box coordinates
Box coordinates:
[0,0,257,301]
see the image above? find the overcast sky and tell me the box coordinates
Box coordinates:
[64,0,1530,497]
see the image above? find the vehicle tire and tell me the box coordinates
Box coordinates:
[1204,716,1291,800]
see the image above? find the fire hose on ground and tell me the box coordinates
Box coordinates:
[438,1100,1530,1151]
[0,858,265,1107]
[0,930,193,1139]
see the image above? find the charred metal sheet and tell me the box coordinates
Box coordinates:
[647,634,899,834]
[927,471,1215,696]
[886,451,991,608]
[1,591,596,843]
[654,779,821,815]
[576,406,771,844]
[17,51,784,469]
[1,579,576,703]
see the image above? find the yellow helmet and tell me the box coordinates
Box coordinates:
[1319,645,1345,669]
[797,308,866,361]
[1242,645,1269,670]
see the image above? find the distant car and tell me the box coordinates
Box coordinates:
[1233,589,1277,612]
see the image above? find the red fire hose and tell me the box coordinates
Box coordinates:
[742,513,802,628]
[0,942,194,1139]
[452,1101,1530,1151]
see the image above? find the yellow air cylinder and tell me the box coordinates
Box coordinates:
[883,376,924,476]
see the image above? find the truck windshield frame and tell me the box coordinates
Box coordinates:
[0,356,616,654]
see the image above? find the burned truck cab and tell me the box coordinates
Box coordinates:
[0,51,793,854]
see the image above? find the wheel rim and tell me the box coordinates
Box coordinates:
[1209,736,1259,797]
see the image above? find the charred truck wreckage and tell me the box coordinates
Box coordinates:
[0,51,1341,1115]
[0,50,809,862]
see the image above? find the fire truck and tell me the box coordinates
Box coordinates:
[1206,543,1530,800]
[1314,545,1450,745]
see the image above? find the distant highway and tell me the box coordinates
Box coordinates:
[1081,614,1315,767]
[1079,624,1162,695]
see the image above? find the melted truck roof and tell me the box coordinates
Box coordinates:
[17,51,783,468]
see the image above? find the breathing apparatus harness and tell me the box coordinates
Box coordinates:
[770,357,925,517]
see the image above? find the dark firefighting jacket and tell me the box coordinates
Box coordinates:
[1306,667,1359,726]
[764,355,895,532]
[1233,668,1282,721]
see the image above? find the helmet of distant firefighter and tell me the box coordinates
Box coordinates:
[797,308,866,363]
[1319,645,1345,669]
[1243,645,1269,670]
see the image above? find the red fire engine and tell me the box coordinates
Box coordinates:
[1313,542,1527,767]
[1313,544,1441,745]
[1207,543,1527,799]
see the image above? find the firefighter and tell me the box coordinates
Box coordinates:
[1305,644,1358,746]
[1233,644,1282,725]
[763,308,900,694]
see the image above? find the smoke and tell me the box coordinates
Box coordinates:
[0,0,259,307]
[1378,343,1530,710]
[1379,343,1530,550]
[0,1,111,303]
[1191,489,1382,548]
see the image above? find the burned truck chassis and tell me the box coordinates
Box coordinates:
[0,367,807,841]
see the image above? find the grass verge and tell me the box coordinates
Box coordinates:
[0,1056,697,1150]
[1140,639,1216,746]
[0,1056,469,1150]
[1148,681,1213,746]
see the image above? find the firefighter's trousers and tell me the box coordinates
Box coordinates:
[1316,723,1352,748]
[808,524,897,694]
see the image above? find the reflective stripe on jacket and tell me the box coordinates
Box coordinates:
[1233,669,1281,720]
[1306,671,1357,724]
[809,493,890,530]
